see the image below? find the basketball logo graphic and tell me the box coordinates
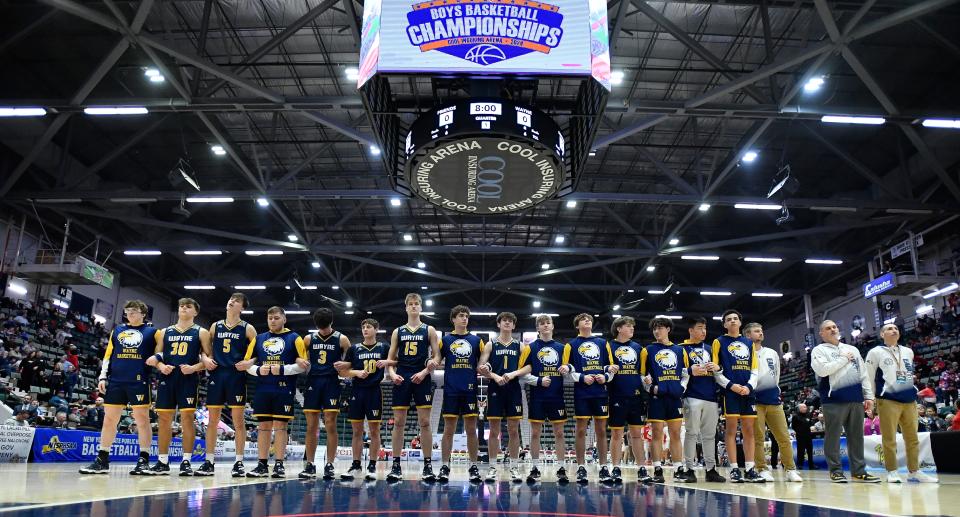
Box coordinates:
[537,347,560,367]
[450,339,473,358]
[264,337,286,355]
[464,44,506,65]
[614,346,638,365]
[655,349,678,370]
[728,341,750,361]
[578,342,601,360]
[117,329,143,349]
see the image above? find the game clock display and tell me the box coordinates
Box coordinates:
[404,99,566,215]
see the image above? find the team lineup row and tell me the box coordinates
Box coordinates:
[75,292,934,486]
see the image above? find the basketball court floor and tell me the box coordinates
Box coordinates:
[0,462,955,516]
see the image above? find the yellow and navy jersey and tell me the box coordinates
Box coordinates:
[159,324,202,368]
[211,320,250,370]
[682,339,718,401]
[562,336,613,398]
[244,328,307,391]
[308,331,344,377]
[641,342,689,397]
[396,323,431,375]
[440,332,483,395]
[712,335,758,390]
[489,338,529,377]
[104,323,158,383]
[528,338,565,400]
[347,341,389,388]
[609,340,644,398]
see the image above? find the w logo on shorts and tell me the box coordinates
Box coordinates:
[515,406,522,413]
[373,410,380,417]
[469,404,476,410]
[329,399,337,406]
[601,406,608,413]
[186,398,194,404]
[136,395,144,401]
[284,405,292,412]
[235,396,243,402]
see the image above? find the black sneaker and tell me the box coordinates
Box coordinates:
[612,466,622,484]
[527,466,541,484]
[830,471,847,483]
[705,468,726,482]
[365,462,377,481]
[729,468,743,483]
[272,462,285,478]
[851,473,881,483]
[130,456,150,476]
[322,463,336,481]
[195,460,215,477]
[342,461,362,481]
[599,465,612,485]
[673,467,686,483]
[421,462,436,482]
[298,462,317,479]
[468,464,482,483]
[684,467,698,483]
[148,461,171,476]
[744,467,765,483]
[387,461,403,482]
[638,466,652,483]
[557,467,570,484]
[79,456,109,474]
[438,464,451,483]
[652,466,665,483]
[179,460,193,477]
[576,465,589,484]
[247,462,270,478]
[231,461,246,478]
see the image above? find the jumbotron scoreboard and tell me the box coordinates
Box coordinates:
[357,0,611,214]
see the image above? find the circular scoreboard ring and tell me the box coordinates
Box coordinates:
[404,99,566,214]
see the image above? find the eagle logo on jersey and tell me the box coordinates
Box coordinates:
[654,349,678,370]
[614,346,638,365]
[537,347,560,367]
[450,339,473,358]
[264,337,286,355]
[728,341,751,361]
[578,342,601,360]
[687,347,710,364]
[117,329,143,349]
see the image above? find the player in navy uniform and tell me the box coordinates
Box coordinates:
[561,313,618,484]
[386,293,441,482]
[478,311,530,483]
[197,293,257,477]
[606,316,649,485]
[79,300,157,475]
[521,314,570,484]
[146,298,210,476]
[437,305,483,483]
[243,307,308,478]
[299,308,351,480]
[335,318,393,481]
[641,317,690,484]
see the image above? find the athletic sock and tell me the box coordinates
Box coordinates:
[653,461,662,467]
[97,449,109,462]
[139,451,149,460]
[745,461,755,470]
[159,454,169,464]
[209,457,215,464]
[259,459,268,467]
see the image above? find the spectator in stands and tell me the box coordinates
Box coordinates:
[918,383,937,406]
[13,312,28,326]
[53,410,73,429]
[0,347,10,377]
[49,390,69,413]
[925,407,945,432]
[863,408,880,436]
[792,404,816,469]
[16,350,42,392]
[812,413,825,435]
[5,408,32,427]
[917,405,931,432]
[83,398,104,430]
[60,356,77,400]
[940,364,958,406]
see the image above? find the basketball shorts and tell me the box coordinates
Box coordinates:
[103,379,150,408]
[206,370,247,408]
[155,373,199,411]
[574,396,609,419]
[348,386,384,422]
[486,384,523,419]
[304,375,343,412]
[647,394,683,422]
[722,392,757,418]
[609,395,647,428]
[392,375,434,410]
[527,394,567,423]
[253,388,295,421]
[442,392,479,418]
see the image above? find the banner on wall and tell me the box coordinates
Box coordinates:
[32,428,205,463]
[0,425,35,463]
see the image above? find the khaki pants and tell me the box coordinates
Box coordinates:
[754,403,796,470]
[877,399,920,472]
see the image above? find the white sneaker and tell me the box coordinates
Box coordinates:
[785,469,803,482]
[509,466,522,483]
[907,471,938,483]
[485,466,498,482]
[886,471,902,483]
[760,468,775,482]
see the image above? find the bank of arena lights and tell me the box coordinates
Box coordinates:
[124,250,161,256]
[744,257,782,263]
[184,285,216,290]
[0,107,46,117]
[681,255,719,261]
[922,119,960,129]
[923,283,958,299]
[646,266,656,272]
[734,203,781,210]
[648,289,666,294]
[187,196,233,203]
[701,291,733,296]
[668,238,680,245]
[144,68,164,83]
[287,234,299,242]
[234,285,266,290]
[805,258,843,265]
[311,261,321,269]
[698,203,711,212]
[256,198,270,207]
[752,292,784,298]
[541,263,550,270]
[417,261,427,269]
[821,115,885,125]
[741,151,759,163]
[390,198,402,207]
[803,76,825,93]
[655,314,683,320]
[565,200,577,209]
[245,250,283,256]
[84,106,148,115]
[184,250,223,256]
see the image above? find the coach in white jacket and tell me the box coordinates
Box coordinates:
[810,320,879,483]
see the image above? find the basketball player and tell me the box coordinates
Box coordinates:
[436,305,483,483]
[79,300,157,475]
[560,313,618,484]
[522,314,570,484]
[606,316,648,485]
[680,316,725,483]
[299,308,351,480]
[864,323,937,483]
[196,293,257,477]
[145,298,210,475]
[744,322,802,482]
[386,293,441,482]
[477,311,530,482]
[712,309,763,483]
[337,318,392,481]
[641,317,689,484]
[243,307,308,478]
